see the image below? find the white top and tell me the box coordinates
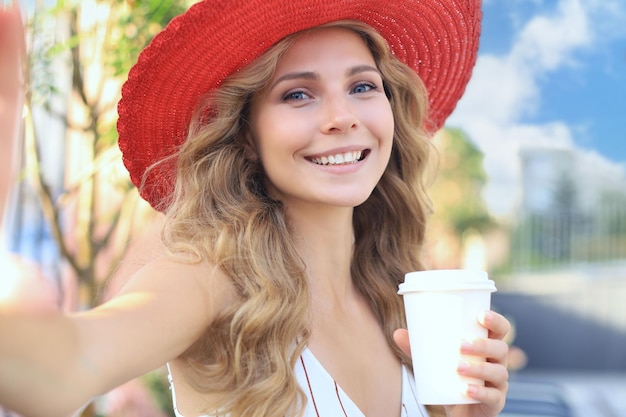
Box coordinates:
[167,348,428,417]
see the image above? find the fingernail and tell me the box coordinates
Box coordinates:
[457,361,470,374]
[466,384,479,397]
[477,310,490,325]
[460,340,473,353]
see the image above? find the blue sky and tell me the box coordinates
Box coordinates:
[447,0,626,217]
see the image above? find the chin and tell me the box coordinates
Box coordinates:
[330,192,375,208]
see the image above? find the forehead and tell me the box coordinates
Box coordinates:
[274,26,376,73]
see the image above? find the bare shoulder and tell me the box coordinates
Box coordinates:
[116,253,238,322]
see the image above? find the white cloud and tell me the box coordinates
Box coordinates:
[446,0,626,218]
[513,0,590,71]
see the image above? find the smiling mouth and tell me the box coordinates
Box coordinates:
[308,150,369,166]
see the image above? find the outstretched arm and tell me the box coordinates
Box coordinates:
[0,6,229,417]
[0,256,235,417]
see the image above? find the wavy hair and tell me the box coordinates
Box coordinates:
[159,20,436,417]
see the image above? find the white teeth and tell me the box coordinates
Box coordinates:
[312,151,362,166]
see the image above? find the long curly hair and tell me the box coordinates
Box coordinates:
[158,20,436,417]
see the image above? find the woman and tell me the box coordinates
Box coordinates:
[0,1,510,417]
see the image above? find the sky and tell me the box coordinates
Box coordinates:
[447,0,626,218]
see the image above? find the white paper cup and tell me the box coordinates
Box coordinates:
[398,269,496,405]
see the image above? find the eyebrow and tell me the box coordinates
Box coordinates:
[347,64,381,77]
[270,64,381,90]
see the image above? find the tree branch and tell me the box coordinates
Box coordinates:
[23,100,83,277]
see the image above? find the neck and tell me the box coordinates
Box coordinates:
[287,204,356,304]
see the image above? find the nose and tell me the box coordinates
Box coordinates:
[320,94,359,134]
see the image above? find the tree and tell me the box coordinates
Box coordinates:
[426,128,496,269]
[429,128,494,233]
[22,0,190,306]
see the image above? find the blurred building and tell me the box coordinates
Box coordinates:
[512,146,626,272]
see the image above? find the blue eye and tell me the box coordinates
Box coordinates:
[352,82,376,94]
[283,90,310,101]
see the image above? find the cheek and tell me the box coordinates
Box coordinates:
[254,113,309,165]
[368,97,394,132]
[377,103,395,153]
[250,114,276,163]
[251,123,291,183]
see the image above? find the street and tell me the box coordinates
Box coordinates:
[506,371,626,417]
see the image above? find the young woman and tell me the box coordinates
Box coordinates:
[0,1,510,417]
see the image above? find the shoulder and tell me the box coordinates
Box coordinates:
[118,254,239,320]
[76,254,239,368]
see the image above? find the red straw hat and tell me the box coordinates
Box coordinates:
[117,0,482,211]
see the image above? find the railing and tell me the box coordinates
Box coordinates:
[510,203,626,273]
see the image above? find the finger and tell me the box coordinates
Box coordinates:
[458,360,509,390]
[0,1,25,83]
[0,1,25,220]
[478,310,511,341]
[466,382,508,410]
[392,328,411,356]
[461,338,509,364]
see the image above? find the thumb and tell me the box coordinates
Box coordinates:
[393,328,411,356]
[0,1,26,83]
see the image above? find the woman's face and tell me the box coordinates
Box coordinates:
[250,27,394,210]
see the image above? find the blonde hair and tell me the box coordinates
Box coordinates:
[160,20,435,417]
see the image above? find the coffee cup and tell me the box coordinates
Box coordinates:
[398,269,496,404]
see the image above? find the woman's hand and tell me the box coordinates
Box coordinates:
[0,1,26,220]
[393,311,511,417]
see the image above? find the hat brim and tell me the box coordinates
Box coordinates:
[117,0,482,211]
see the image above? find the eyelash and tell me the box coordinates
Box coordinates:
[282,82,379,102]
[352,82,377,94]
[283,91,310,101]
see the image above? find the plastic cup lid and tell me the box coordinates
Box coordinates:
[398,269,496,294]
